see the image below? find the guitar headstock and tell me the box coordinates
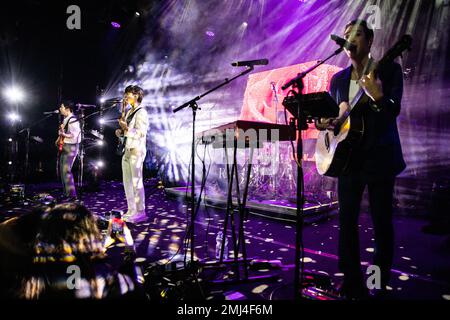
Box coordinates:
[378,34,412,68]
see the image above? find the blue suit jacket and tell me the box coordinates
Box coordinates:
[329,62,406,178]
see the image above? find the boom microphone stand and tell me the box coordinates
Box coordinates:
[173,66,255,264]
[18,114,55,184]
[282,47,344,299]
[76,102,120,197]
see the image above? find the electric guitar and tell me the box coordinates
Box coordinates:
[116,98,127,156]
[55,123,65,153]
[55,120,65,179]
[315,34,412,177]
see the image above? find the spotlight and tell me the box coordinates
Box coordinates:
[96,160,104,168]
[111,21,121,29]
[100,97,106,104]
[8,161,12,165]
[7,112,20,123]
[242,22,248,27]
[3,86,25,103]
[97,140,104,146]
[99,118,106,125]
[205,30,215,37]
[127,65,135,73]
[135,12,141,17]
[8,138,13,142]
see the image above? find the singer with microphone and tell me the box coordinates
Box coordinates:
[115,85,149,224]
[316,19,406,299]
[56,100,81,200]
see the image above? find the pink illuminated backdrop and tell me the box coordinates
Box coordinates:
[239,61,342,140]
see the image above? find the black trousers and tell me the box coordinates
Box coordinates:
[338,173,395,289]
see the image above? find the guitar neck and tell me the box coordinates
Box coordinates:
[121,99,127,119]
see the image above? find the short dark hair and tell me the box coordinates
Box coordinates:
[61,100,75,113]
[345,19,374,41]
[124,85,144,103]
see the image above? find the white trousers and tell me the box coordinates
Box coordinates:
[122,149,146,214]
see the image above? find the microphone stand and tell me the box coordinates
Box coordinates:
[271,82,280,197]
[77,108,85,195]
[82,102,118,120]
[18,113,56,184]
[75,103,118,196]
[281,47,344,90]
[173,66,255,264]
[282,46,344,300]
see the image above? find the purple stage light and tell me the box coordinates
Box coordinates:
[205,30,215,37]
[111,21,121,28]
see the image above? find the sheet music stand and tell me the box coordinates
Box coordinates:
[283,91,339,120]
[282,90,339,299]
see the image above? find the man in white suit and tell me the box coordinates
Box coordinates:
[116,85,149,224]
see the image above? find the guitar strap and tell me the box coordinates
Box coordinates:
[126,107,142,125]
[63,116,78,133]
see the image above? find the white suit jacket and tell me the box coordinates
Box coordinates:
[124,107,149,152]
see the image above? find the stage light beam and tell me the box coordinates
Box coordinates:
[7,112,21,123]
[3,86,25,103]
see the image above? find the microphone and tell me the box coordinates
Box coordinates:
[76,103,97,108]
[102,97,123,104]
[231,59,269,67]
[43,110,60,115]
[330,34,357,51]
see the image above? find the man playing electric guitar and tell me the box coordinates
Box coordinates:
[115,85,149,224]
[57,101,81,200]
[316,20,406,299]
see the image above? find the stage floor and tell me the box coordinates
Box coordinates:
[164,185,339,223]
[1,179,449,300]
